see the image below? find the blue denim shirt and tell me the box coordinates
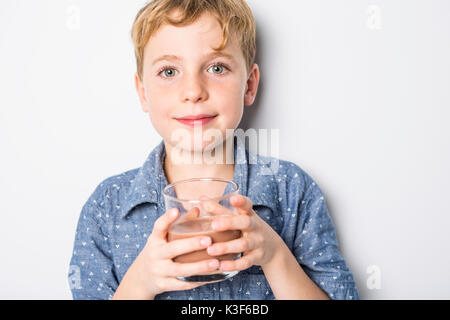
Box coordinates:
[68,134,359,300]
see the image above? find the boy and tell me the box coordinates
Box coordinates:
[68,0,359,300]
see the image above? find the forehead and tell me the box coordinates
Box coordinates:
[144,11,242,63]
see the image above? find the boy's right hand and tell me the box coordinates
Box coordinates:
[113,207,219,300]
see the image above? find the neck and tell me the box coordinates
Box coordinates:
[163,137,235,184]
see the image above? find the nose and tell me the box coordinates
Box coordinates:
[180,72,209,104]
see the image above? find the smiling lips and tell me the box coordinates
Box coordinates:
[175,114,217,127]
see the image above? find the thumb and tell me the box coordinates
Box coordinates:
[150,207,179,242]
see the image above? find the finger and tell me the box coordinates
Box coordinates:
[201,199,236,216]
[150,208,179,241]
[177,207,200,223]
[206,236,253,256]
[198,195,212,213]
[230,195,253,215]
[167,258,221,278]
[211,214,252,232]
[219,252,256,272]
[161,235,213,259]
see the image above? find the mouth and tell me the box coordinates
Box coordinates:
[175,114,218,127]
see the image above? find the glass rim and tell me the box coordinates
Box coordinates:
[162,177,239,203]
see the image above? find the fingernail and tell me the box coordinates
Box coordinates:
[207,246,216,255]
[200,237,211,247]
[209,260,219,269]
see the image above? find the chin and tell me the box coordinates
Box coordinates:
[170,136,224,156]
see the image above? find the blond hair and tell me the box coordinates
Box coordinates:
[131,0,256,81]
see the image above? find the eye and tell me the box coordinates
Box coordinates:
[208,63,228,75]
[159,67,177,78]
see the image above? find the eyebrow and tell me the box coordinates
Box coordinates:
[152,51,236,66]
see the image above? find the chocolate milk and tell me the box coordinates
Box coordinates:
[167,216,242,263]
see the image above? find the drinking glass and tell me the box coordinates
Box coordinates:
[162,178,242,282]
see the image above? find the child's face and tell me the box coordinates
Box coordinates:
[135,11,259,153]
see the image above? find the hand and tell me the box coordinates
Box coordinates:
[202,195,282,272]
[117,207,220,299]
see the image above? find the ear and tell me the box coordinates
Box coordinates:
[134,72,149,112]
[243,63,260,107]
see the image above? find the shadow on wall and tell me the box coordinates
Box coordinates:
[239,18,265,132]
[238,18,367,299]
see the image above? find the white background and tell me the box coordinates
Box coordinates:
[1,0,449,299]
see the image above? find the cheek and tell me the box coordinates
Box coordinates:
[144,93,173,137]
[216,83,245,117]
[146,86,172,116]
[215,76,244,99]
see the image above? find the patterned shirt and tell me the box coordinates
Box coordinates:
[68,133,360,300]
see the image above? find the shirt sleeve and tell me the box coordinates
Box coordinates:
[68,187,118,300]
[294,180,360,300]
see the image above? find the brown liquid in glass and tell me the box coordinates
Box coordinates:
[167,216,241,263]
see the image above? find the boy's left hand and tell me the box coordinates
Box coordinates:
[202,195,282,272]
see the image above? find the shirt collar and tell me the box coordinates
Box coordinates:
[120,132,279,219]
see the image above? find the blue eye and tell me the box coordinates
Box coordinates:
[161,68,176,78]
[209,64,225,74]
